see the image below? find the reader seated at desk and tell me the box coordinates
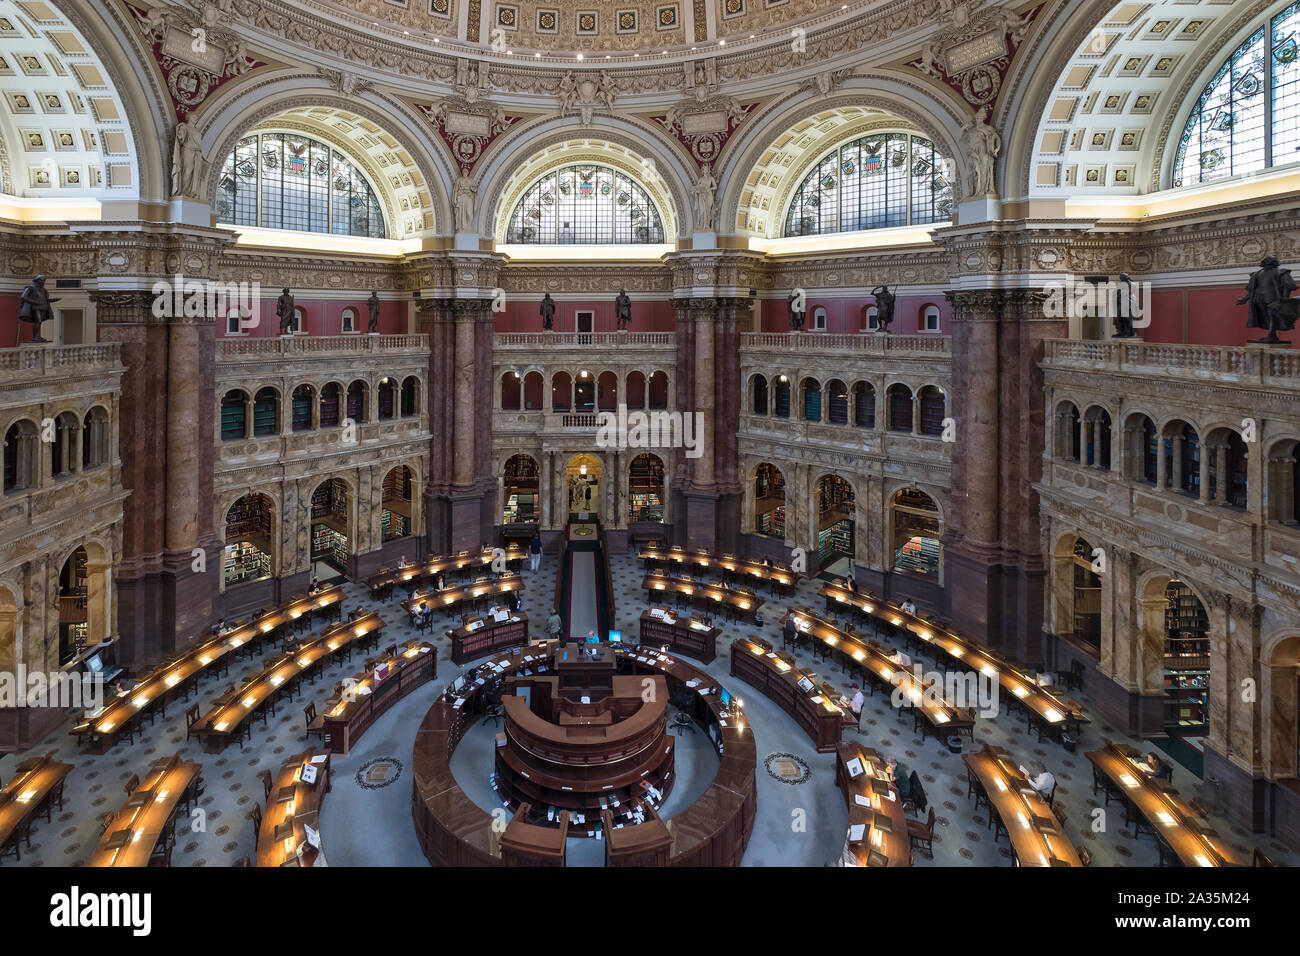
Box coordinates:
[1142,752,1175,781]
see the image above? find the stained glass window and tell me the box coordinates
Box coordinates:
[783,132,953,237]
[1174,3,1300,187]
[216,133,387,238]
[505,164,666,244]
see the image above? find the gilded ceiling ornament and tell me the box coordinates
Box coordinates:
[910,0,1042,110]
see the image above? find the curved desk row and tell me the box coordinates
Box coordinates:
[412,641,756,867]
[641,572,764,622]
[367,545,525,594]
[835,742,912,867]
[257,750,331,867]
[322,640,437,755]
[638,545,797,593]
[447,613,529,665]
[89,753,202,867]
[402,575,525,620]
[639,607,720,663]
[729,636,850,753]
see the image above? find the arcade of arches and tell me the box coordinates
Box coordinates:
[2,0,1300,869]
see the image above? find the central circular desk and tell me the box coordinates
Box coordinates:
[412,640,756,867]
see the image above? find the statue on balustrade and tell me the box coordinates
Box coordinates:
[872,284,896,333]
[787,290,805,331]
[1112,274,1138,339]
[540,292,556,331]
[367,291,381,333]
[1239,255,1297,345]
[615,289,632,330]
[18,275,58,344]
[276,288,296,335]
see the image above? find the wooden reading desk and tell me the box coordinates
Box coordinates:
[321,640,437,754]
[835,742,911,867]
[402,575,525,620]
[447,611,529,665]
[1086,740,1242,866]
[0,753,73,862]
[257,749,331,867]
[639,544,796,593]
[965,744,1081,866]
[88,754,201,867]
[729,635,848,752]
[639,606,720,663]
[641,571,763,622]
[367,546,525,594]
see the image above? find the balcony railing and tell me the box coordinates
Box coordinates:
[741,332,951,355]
[1043,339,1300,387]
[495,332,675,348]
[0,343,122,380]
[216,334,428,361]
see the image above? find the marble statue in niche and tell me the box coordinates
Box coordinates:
[171,114,208,199]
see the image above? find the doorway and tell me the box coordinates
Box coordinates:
[566,453,602,521]
[576,310,594,344]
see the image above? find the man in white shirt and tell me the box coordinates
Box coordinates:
[845,683,865,732]
[900,598,917,615]
[890,649,912,668]
[1020,761,1056,798]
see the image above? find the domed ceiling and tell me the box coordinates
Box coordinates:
[294,0,863,56]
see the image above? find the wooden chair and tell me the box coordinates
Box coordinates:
[97,812,116,836]
[123,774,140,797]
[40,776,66,822]
[185,704,203,742]
[259,769,274,802]
[1253,848,1276,867]
[0,825,26,862]
[966,767,991,813]
[989,807,1008,843]
[907,806,936,859]
[248,804,263,849]
[304,703,326,743]
[1076,843,1092,866]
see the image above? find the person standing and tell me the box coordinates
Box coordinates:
[546,608,563,641]
[529,534,542,573]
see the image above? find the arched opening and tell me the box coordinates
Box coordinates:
[918,386,946,437]
[629,453,665,523]
[853,382,875,428]
[82,406,109,469]
[0,585,17,681]
[1123,413,1158,483]
[378,377,396,420]
[751,375,768,415]
[887,384,913,433]
[1207,428,1249,508]
[774,376,791,418]
[1055,401,1081,461]
[341,307,357,333]
[292,384,316,431]
[1070,538,1102,653]
[864,305,879,332]
[382,465,414,540]
[597,371,618,412]
[574,370,596,412]
[58,545,89,665]
[220,389,250,441]
[523,371,545,410]
[801,377,822,422]
[51,411,80,478]
[1083,406,1112,469]
[502,454,540,524]
[1150,576,1211,736]
[566,453,602,520]
[309,478,351,581]
[1266,439,1300,524]
[346,379,368,422]
[501,371,522,411]
[626,371,646,411]
[816,474,856,574]
[826,379,849,425]
[3,420,38,493]
[253,387,279,437]
[504,163,666,244]
[552,371,572,413]
[648,371,669,410]
[401,376,420,417]
[319,383,342,429]
[1265,636,1300,780]
[754,463,786,539]
[224,493,274,588]
[1163,421,1201,496]
[891,488,942,579]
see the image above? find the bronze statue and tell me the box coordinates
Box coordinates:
[1239,256,1296,345]
[276,288,296,335]
[787,290,805,331]
[615,289,632,330]
[18,275,58,343]
[872,285,896,333]
[540,292,556,331]
[1113,274,1137,339]
[367,291,381,333]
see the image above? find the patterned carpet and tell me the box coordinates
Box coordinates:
[1,550,1293,868]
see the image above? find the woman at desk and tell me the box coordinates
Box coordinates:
[433,571,445,591]
[308,576,321,594]
[842,574,856,592]
[886,756,911,800]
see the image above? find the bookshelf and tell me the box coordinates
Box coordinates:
[1163,581,1210,730]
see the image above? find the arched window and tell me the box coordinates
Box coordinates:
[1174,4,1300,187]
[887,384,913,432]
[552,372,572,413]
[648,371,669,410]
[501,371,522,410]
[597,371,618,412]
[864,305,879,332]
[574,371,595,412]
[346,380,367,422]
[292,385,316,431]
[626,371,646,411]
[802,378,822,421]
[505,164,666,244]
[320,383,342,428]
[341,308,357,333]
[827,380,849,425]
[853,382,875,428]
[811,306,827,331]
[752,375,768,415]
[378,378,396,419]
[82,407,109,469]
[400,376,420,417]
[216,133,387,237]
[51,412,80,477]
[784,132,954,236]
[221,389,248,441]
[921,305,941,332]
[253,387,278,437]
[774,376,791,418]
[918,386,946,436]
[523,371,544,410]
[3,420,38,492]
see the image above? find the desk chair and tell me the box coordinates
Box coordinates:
[304,703,326,743]
[1061,660,1085,692]
[40,776,66,822]
[148,817,177,867]
[248,805,262,850]
[989,807,1008,843]
[259,769,274,802]
[1253,848,1276,867]
[0,823,28,862]
[907,807,936,859]
[123,774,140,798]
[480,702,504,727]
[1155,837,1179,867]
[966,767,991,813]
[180,772,205,815]
[670,712,695,735]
